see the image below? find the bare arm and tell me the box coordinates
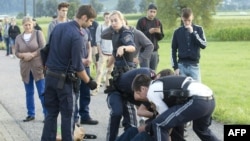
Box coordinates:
[137,104,155,118]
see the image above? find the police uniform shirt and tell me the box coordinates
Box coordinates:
[147,76,213,114]
[46,21,85,72]
[112,26,136,62]
[118,67,155,96]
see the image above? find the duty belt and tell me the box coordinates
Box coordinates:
[46,70,66,89]
[46,70,66,79]
[191,95,214,100]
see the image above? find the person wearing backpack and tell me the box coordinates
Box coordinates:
[136,3,164,71]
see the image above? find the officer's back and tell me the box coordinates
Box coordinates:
[46,21,83,72]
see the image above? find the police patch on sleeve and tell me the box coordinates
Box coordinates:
[123,34,132,43]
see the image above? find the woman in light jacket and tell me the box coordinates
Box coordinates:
[15,16,47,122]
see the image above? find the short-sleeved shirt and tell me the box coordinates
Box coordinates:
[112,26,136,63]
[46,21,85,73]
[81,28,91,59]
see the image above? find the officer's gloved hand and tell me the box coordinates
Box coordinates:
[87,77,97,90]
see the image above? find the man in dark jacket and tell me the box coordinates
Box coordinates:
[171,7,207,82]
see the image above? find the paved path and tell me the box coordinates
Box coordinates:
[0,50,224,141]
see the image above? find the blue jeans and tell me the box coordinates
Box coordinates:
[23,71,47,117]
[149,51,159,71]
[178,63,201,82]
[4,37,10,55]
[9,37,15,47]
[78,67,91,120]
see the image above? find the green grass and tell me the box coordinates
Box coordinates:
[157,41,250,124]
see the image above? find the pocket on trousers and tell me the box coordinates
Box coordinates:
[66,93,74,113]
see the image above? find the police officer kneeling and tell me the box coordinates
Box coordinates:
[131,75,220,141]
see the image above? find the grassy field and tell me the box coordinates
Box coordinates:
[13,14,250,124]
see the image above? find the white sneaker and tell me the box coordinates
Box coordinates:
[9,54,13,58]
[91,89,98,96]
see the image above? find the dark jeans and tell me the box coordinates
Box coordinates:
[4,37,10,55]
[149,51,159,71]
[116,127,154,141]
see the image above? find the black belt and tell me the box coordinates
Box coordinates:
[191,95,214,100]
[46,70,67,89]
[46,70,66,79]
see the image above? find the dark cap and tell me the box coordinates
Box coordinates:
[148,4,157,10]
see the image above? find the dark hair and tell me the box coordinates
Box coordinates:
[157,69,174,77]
[181,8,193,19]
[148,3,157,10]
[132,74,151,91]
[52,15,57,19]
[103,12,110,17]
[58,2,70,10]
[76,5,97,20]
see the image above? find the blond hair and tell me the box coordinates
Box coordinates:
[22,16,33,24]
[109,10,124,21]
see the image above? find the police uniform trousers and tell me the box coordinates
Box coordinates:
[106,91,137,141]
[41,73,76,141]
[150,96,220,141]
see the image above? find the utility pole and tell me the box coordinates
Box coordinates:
[33,0,36,18]
[24,0,27,16]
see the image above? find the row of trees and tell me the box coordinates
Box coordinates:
[1,0,227,28]
[35,0,222,28]
[34,0,154,17]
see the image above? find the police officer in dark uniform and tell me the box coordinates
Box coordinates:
[41,5,97,141]
[115,69,186,141]
[101,10,137,141]
[131,75,220,141]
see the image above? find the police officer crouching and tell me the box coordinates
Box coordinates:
[131,75,220,141]
[41,5,97,141]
